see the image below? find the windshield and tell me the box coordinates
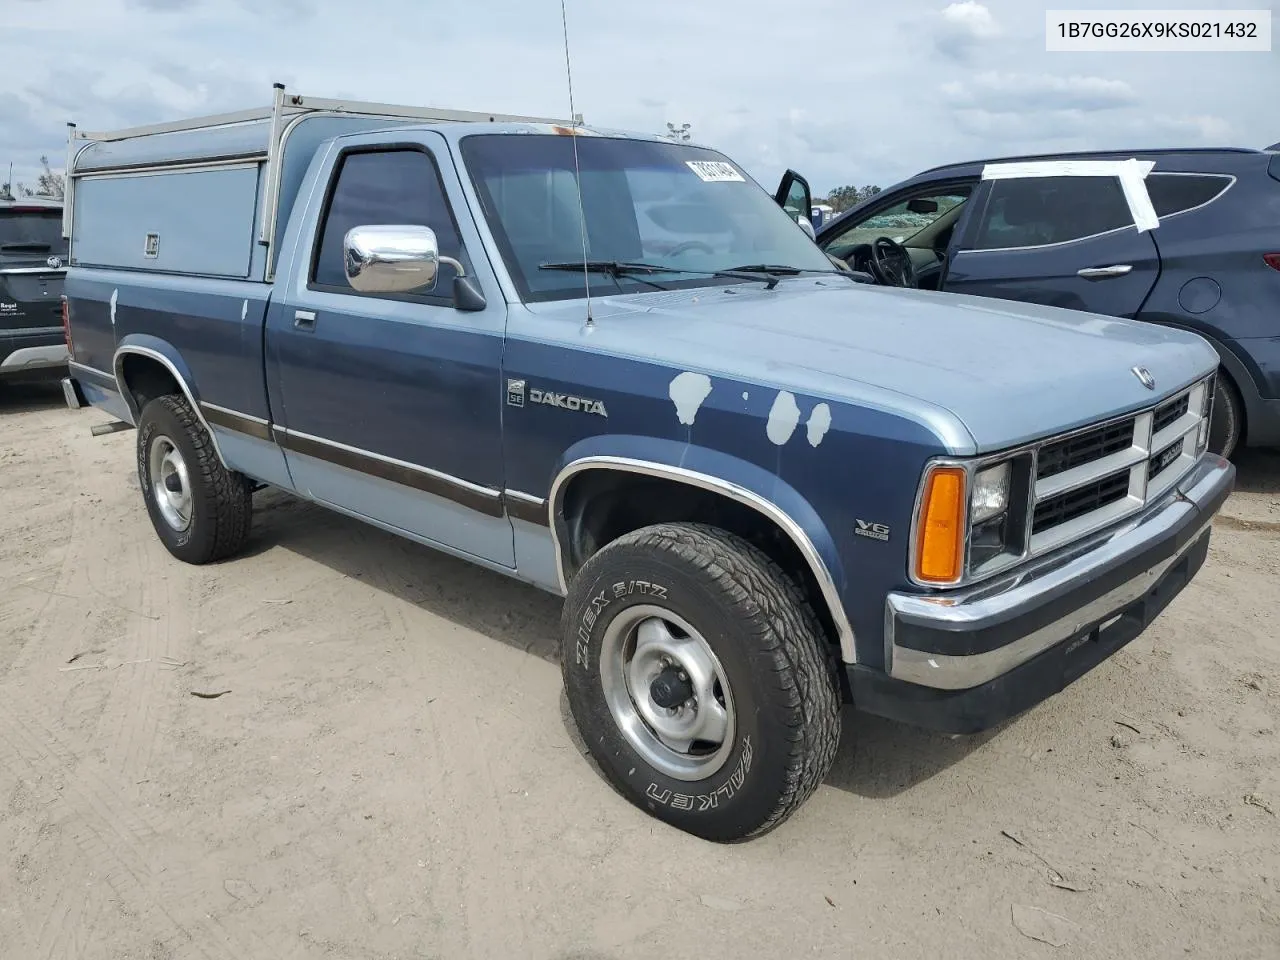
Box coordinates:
[0,207,66,255]
[459,134,836,302]
[824,193,969,260]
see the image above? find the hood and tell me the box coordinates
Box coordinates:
[527,278,1219,454]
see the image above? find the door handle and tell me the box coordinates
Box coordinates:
[1077,264,1133,280]
[293,310,316,330]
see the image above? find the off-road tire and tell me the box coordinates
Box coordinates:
[1208,373,1243,460]
[136,394,253,564]
[561,521,841,842]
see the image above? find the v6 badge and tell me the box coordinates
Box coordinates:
[854,519,890,542]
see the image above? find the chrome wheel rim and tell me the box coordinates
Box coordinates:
[148,434,192,532]
[599,604,735,782]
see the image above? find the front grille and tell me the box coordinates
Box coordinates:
[1037,422,1133,479]
[1023,375,1213,555]
[1153,395,1189,435]
[1033,470,1130,533]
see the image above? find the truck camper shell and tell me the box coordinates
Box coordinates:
[62,84,579,282]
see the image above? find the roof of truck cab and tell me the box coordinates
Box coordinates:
[71,115,690,175]
[348,120,697,146]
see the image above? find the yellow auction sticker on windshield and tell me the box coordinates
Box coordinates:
[685,161,745,183]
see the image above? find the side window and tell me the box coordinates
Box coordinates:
[824,189,970,260]
[1145,173,1232,218]
[311,148,467,294]
[780,179,809,222]
[971,176,1132,250]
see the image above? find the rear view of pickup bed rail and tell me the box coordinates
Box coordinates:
[60,84,1234,842]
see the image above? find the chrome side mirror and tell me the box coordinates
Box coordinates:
[343,224,466,295]
[796,216,816,241]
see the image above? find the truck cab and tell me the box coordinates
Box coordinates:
[60,86,1234,843]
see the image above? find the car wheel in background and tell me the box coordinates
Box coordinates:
[1208,374,1243,459]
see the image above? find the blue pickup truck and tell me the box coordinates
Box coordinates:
[60,86,1235,842]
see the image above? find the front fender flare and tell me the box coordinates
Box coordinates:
[548,435,857,663]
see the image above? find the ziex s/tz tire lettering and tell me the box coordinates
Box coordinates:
[561,521,841,842]
[136,394,253,564]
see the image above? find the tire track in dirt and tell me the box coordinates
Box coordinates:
[0,694,311,960]
[35,869,90,960]
[105,536,187,788]
[330,526,536,957]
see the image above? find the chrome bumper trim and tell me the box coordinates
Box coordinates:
[885,454,1233,691]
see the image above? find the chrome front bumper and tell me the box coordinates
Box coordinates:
[884,453,1235,692]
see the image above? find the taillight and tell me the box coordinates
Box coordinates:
[61,295,73,353]
[1265,253,1280,272]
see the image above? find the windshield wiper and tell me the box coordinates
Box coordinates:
[539,259,840,293]
[538,260,674,291]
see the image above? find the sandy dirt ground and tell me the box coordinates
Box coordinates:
[1,379,1277,960]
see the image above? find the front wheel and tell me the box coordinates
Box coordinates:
[561,522,841,842]
[136,394,253,564]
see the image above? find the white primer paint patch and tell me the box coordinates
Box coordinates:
[109,288,118,326]
[741,391,749,400]
[806,403,832,447]
[981,158,1159,232]
[766,391,801,445]
[669,372,713,426]
[241,299,248,321]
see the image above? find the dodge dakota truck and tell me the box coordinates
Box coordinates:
[60,86,1235,842]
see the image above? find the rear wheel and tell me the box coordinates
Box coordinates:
[1208,374,1243,459]
[136,394,253,564]
[561,522,841,842]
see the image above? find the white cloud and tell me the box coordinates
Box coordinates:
[0,0,1274,198]
[943,72,1138,112]
[934,1,1001,58]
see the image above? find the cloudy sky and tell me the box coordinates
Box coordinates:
[2,0,1277,196]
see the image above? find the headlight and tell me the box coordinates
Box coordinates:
[970,462,1011,523]
[913,456,1029,588]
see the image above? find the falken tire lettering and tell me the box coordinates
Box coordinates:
[645,736,754,813]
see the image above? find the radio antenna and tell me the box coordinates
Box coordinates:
[559,0,593,326]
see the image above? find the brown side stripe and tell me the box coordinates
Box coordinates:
[272,427,505,519]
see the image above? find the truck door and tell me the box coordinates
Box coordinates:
[266,133,514,567]
[942,173,1160,319]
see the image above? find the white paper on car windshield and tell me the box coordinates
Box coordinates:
[686,161,745,183]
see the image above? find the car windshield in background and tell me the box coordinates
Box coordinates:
[826,194,968,257]
[460,134,837,302]
[0,207,66,255]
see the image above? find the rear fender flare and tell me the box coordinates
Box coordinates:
[112,335,227,466]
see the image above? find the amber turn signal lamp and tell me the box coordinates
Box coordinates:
[915,466,967,584]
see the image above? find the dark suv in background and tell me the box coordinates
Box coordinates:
[783,148,1280,459]
[1,197,69,384]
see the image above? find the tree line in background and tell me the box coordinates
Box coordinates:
[1,156,66,201]
[820,184,881,212]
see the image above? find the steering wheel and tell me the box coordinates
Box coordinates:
[868,236,918,288]
[665,240,715,258]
